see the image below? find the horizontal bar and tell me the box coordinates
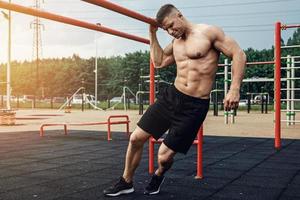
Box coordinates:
[281,67,300,70]
[140,75,160,78]
[242,78,289,82]
[281,88,300,91]
[281,45,300,49]
[281,110,300,112]
[280,120,300,123]
[218,61,274,67]
[281,56,300,59]
[216,72,232,75]
[285,77,300,80]
[281,99,300,101]
[282,24,300,29]
[0,1,149,44]
[82,0,159,27]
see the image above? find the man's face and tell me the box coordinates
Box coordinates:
[162,12,184,39]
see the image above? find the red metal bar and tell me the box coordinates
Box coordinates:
[275,22,281,149]
[39,123,67,136]
[82,0,159,27]
[195,126,203,179]
[107,115,130,141]
[281,24,300,29]
[0,1,149,44]
[40,115,129,139]
[149,59,155,104]
[107,121,112,141]
[64,124,68,135]
[149,137,155,174]
[149,58,155,174]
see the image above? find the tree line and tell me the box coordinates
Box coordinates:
[0,28,299,101]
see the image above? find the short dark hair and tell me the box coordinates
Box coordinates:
[156,4,179,26]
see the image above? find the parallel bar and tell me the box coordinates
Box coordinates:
[281,99,300,101]
[0,1,149,44]
[82,0,159,27]
[282,24,300,29]
[281,45,300,49]
[275,21,281,149]
[282,56,300,59]
[281,88,300,91]
[281,67,300,70]
[218,61,274,67]
[280,120,300,123]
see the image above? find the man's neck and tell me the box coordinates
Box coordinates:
[182,21,194,39]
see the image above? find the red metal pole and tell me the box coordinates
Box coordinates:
[64,124,68,135]
[149,58,155,174]
[149,59,155,104]
[195,126,203,179]
[107,120,112,141]
[0,1,149,44]
[275,22,281,149]
[149,138,155,174]
[82,0,159,27]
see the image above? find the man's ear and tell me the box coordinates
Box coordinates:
[177,12,183,18]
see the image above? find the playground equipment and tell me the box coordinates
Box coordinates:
[1,0,299,178]
[274,22,300,149]
[40,115,130,141]
[58,87,103,112]
[281,54,300,126]
[246,92,269,114]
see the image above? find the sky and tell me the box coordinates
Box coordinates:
[0,0,300,63]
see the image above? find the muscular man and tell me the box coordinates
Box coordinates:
[103,4,246,197]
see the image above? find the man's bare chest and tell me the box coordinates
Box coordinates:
[173,37,212,61]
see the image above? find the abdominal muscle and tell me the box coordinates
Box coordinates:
[174,57,218,99]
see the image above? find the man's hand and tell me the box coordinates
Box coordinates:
[149,25,158,34]
[223,89,240,111]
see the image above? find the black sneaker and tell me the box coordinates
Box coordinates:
[103,177,134,197]
[144,174,165,195]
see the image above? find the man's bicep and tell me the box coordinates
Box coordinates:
[163,42,173,56]
[214,35,241,58]
[160,42,175,67]
[212,26,241,57]
[215,36,242,58]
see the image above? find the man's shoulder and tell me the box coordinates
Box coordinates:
[196,24,220,32]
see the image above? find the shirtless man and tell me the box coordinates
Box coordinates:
[103,4,246,197]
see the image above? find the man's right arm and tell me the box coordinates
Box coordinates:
[149,25,175,68]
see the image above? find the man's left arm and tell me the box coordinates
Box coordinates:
[209,25,247,110]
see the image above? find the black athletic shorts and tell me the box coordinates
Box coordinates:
[137,85,209,154]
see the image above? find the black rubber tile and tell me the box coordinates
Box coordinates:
[211,185,281,200]
[232,175,289,188]
[280,185,300,198]
[0,184,61,200]
[0,176,47,193]
[1,131,300,200]
[203,167,244,179]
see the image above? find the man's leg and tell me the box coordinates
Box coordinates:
[103,126,151,196]
[123,126,151,183]
[156,142,176,176]
[144,142,176,195]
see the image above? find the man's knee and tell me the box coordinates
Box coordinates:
[129,128,150,148]
[158,152,174,166]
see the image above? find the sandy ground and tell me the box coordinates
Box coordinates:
[0,108,299,139]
